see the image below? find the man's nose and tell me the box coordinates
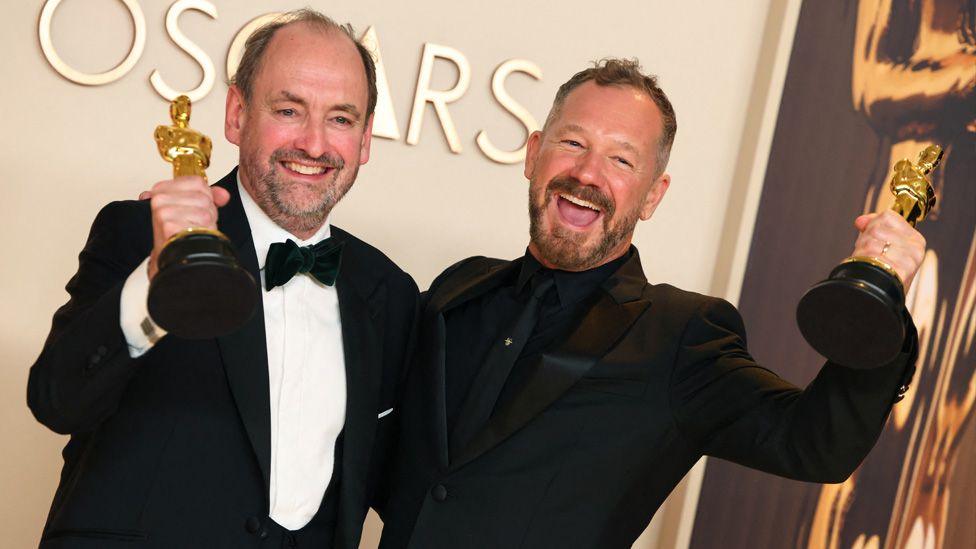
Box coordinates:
[568,150,602,187]
[295,122,329,159]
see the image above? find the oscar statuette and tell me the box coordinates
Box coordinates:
[796,145,943,368]
[148,95,257,339]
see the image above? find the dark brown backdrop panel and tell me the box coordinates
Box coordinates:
[689,0,975,548]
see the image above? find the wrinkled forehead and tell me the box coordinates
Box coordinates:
[553,83,663,149]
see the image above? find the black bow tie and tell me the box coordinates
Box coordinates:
[264,237,343,291]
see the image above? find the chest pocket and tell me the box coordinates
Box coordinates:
[575,353,651,398]
[575,375,647,397]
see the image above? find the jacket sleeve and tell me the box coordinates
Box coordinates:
[670,297,916,483]
[27,200,153,435]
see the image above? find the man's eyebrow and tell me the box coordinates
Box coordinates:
[557,124,585,135]
[272,90,308,107]
[556,124,639,155]
[615,139,639,156]
[334,103,362,119]
[269,92,362,120]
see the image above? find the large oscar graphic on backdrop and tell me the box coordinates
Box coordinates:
[691,1,974,548]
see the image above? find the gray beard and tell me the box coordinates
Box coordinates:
[241,152,356,236]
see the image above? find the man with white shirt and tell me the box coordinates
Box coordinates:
[28,9,417,548]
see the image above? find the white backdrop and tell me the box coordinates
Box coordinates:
[0,1,782,547]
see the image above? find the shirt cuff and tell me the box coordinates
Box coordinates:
[119,256,167,358]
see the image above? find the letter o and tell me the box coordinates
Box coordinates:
[38,0,146,86]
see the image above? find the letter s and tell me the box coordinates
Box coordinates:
[149,0,218,102]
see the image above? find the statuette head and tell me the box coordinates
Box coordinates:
[170,95,191,128]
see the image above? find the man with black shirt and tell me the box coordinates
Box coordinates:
[378,59,926,549]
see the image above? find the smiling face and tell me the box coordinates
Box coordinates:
[225,22,373,239]
[525,81,670,271]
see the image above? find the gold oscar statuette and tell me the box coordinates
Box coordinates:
[796,145,943,368]
[148,95,257,339]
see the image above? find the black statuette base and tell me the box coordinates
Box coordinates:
[796,261,906,369]
[148,233,257,339]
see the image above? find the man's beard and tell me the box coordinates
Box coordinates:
[242,148,354,235]
[528,176,638,271]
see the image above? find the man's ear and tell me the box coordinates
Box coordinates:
[225,85,246,145]
[359,114,375,165]
[639,172,670,220]
[523,130,543,180]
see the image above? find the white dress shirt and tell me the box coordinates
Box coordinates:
[119,179,347,531]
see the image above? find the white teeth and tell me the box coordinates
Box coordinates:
[284,162,327,175]
[559,193,600,211]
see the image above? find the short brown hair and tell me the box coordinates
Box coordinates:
[545,58,677,175]
[230,9,378,118]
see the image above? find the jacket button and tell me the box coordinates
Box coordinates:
[431,484,448,502]
[244,516,261,533]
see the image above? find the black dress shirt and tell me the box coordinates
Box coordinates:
[444,249,630,435]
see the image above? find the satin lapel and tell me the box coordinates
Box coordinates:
[331,229,383,527]
[449,250,651,470]
[422,310,450,470]
[425,259,521,468]
[212,169,273,488]
[429,259,521,314]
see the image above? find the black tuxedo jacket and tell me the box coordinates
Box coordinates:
[378,251,916,549]
[28,169,418,548]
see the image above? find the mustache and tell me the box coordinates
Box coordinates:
[270,149,345,170]
[546,177,614,214]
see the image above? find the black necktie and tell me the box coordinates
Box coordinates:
[264,237,343,291]
[450,275,556,455]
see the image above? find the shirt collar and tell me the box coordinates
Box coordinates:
[516,248,631,307]
[237,171,332,271]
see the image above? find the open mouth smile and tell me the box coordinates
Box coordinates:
[554,192,603,228]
